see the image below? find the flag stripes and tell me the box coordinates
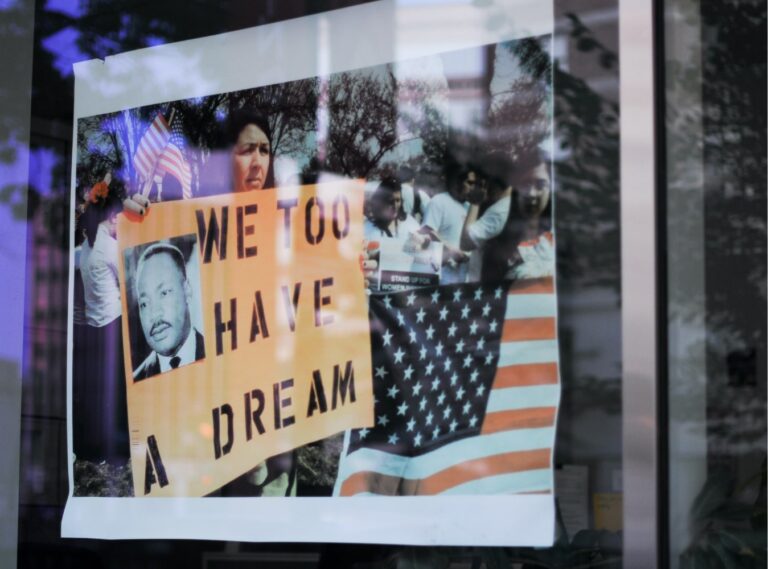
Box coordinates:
[493,362,559,388]
[133,114,170,180]
[481,407,557,434]
[133,111,193,199]
[157,117,192,198]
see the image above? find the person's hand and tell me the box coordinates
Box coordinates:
[443,245,469,266]
[361,240,379,291]
[123,193,150,219]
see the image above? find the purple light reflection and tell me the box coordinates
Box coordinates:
[41,27,86,77]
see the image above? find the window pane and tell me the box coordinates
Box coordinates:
[665,0,767,567]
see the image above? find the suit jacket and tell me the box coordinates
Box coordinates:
[133,329,205,381]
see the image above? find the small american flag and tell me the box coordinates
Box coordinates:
[133,113,170,181]
[156,114,193,199]
[334,278,560,496]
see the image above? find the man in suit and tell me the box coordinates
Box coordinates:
[133,243,205,380]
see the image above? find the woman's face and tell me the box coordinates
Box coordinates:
[515,162,551,218]
[233,123,271,192]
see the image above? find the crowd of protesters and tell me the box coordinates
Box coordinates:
[363,146,554,288]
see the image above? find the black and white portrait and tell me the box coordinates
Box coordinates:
[123,234,205,381]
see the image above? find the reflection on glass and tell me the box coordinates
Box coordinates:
[665,0,767,567]
[12,0,628,565]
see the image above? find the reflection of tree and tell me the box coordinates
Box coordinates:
[324,67,400,178]
[551,19,620,291]
[665,3,766,567]
[235,79,319,157]
[665,0,766,458]
[491,39,551,163]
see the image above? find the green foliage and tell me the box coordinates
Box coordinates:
[324,67,400,178]
[681,464,767,569]
[73,459,134,497]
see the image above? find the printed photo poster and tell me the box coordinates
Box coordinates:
[63,0,560,546]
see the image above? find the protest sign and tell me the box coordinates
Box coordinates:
[117,183,371,497]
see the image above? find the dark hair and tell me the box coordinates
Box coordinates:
[201,109,275,195]
[396,165,415,184]
[136,242,188,287]
[226,110,272,147]
[81,187,123,248]
[367,177,405,231]
[481,150,552,282]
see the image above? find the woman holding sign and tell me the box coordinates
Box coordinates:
[124,110,298,497]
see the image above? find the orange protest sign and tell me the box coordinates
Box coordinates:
[116,181,373,497]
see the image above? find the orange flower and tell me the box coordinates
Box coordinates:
[89,181,109,203]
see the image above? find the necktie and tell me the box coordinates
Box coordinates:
[170,356,181,369]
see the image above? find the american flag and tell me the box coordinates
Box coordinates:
[334,277,560,496]
[156,114,192,199]
[133,113,171,181]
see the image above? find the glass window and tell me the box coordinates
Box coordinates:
[3,0,632,566]
[664,0,767,567]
